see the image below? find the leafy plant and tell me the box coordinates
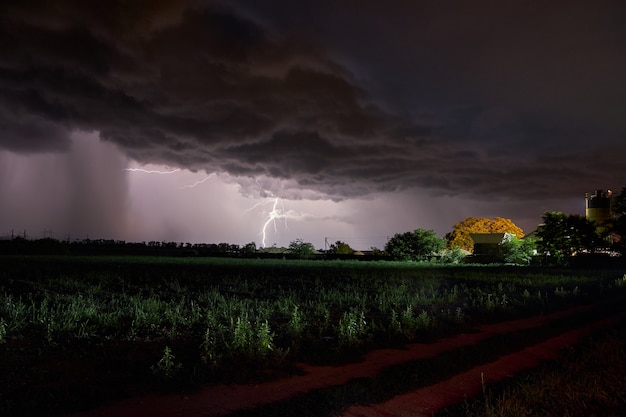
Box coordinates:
[288,305,307,338]
[455,307,465,323]
[200,325,222,368]
[338,310,368,347]
[390,309,401,335]
[231,314,253,355]
[256,319,274,357]
[151,346,182,380]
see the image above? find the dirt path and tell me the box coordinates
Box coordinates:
[65,301,626,417]
[341,312,626,417]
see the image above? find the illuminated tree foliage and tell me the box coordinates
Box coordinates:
[384,229,445,261]
[446,217,524,252]
[499,235,536,264]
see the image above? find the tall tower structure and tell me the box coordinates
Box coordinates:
[585,189,612,225]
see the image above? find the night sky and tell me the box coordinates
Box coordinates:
[1,0,624,249]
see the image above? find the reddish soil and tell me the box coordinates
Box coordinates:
[64,302,626,417]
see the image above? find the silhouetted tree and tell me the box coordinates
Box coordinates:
[385,229,445,261]
[536,212,604,264]
[611,187,626,217]
[370,247,384,256]
[242,242,257,254]
[288,239,316,257]
[328,240,354,255]
[603,187,626,255]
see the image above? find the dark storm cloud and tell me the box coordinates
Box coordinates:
[1,0,624,201]
[0,110,71,152]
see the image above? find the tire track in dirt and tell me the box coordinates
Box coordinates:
[65,299,626,417]
[341,311,626,417]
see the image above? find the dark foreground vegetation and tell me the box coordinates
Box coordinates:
[1,255,625,416]
[440,320,626,417]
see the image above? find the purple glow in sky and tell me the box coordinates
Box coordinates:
[1,0,624,249]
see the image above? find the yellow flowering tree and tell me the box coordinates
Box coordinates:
[446,217,524,252]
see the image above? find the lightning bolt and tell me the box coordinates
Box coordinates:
[178,174,215,189]
[124,168,181,174]
[244,192,307,248]
[260,197,285,248]
[244,197,279,247]
[125,166,216,189]
[126,167,304,248]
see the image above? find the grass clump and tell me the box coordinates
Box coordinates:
[338,309,368,348]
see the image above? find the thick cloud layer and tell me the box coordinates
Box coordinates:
[1,0,624,202]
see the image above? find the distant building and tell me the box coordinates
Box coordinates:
[469,233,514,256]
[585,189,612,225]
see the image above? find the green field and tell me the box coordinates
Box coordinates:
[1,255,625,416]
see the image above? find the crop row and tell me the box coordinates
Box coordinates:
[0,279,515,346]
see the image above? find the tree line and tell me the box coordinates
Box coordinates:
[2,188,624,264]
[382,188,626,265]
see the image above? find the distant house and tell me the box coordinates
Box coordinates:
[469,233,515,256]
